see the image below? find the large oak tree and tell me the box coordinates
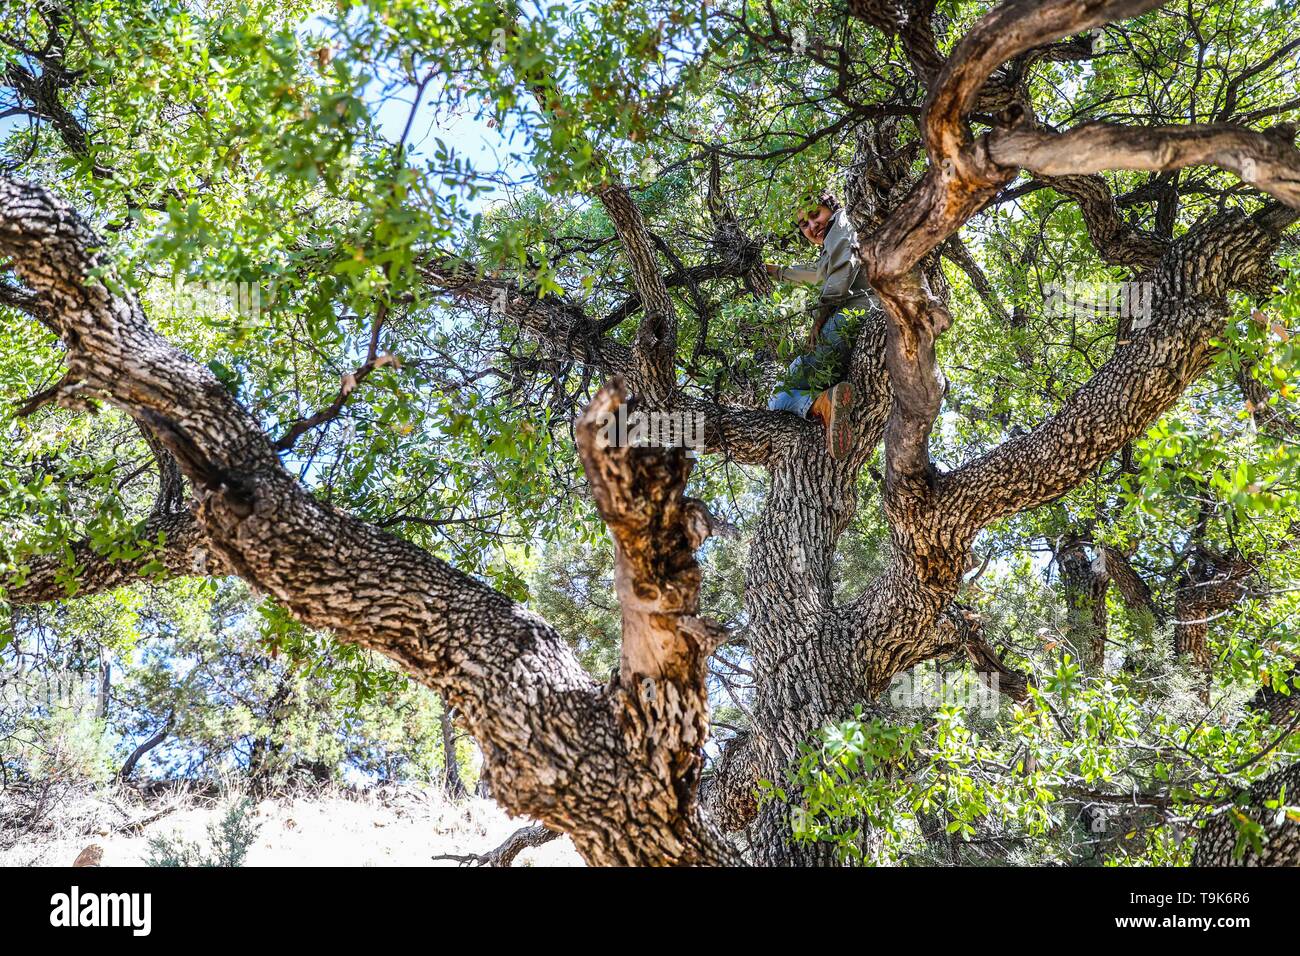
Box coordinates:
[3,0,1300,864]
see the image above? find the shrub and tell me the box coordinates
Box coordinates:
[144,798,262,867]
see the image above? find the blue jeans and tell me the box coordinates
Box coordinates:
[768,309,854,416]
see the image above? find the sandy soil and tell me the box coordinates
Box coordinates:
[0,782,583,867]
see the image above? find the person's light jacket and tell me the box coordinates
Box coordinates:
[773,208,877,339]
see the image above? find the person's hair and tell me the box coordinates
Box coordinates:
[792,191,840,241]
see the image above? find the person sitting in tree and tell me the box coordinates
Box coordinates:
[765,191,878,460]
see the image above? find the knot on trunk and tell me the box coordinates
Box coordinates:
[576,378,726,686]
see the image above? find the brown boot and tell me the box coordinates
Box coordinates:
[808,382,855,459]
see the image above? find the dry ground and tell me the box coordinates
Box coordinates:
[0,780,582,867]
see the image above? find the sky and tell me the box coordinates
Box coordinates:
[370,76,528,216]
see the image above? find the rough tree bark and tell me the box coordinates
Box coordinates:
[1193,760,1300,866]
[433,823,560,866]
[1056,533,1111,672]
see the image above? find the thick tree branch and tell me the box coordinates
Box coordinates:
[876,269,949,491]
[575,377,721,685]
[989,122,1300,210]
[3,508,214,605]
[939,206,1295,529]
[922,0,1165,163]
[1173,547,1256,671]
[1036,174,1169,269]
[848,1,1101,110]
[1057,533,1111,671]
[859,0,1168,496]
[593,185,680,403]
[1100,545,1161,620]
[838,0,1294,709]
[1250,682,1300,726]
[698,730,759,834]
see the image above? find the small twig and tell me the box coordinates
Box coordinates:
[272,328,400,451]
[15,373,85,417]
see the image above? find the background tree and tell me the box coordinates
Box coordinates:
[0,578,471,796]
